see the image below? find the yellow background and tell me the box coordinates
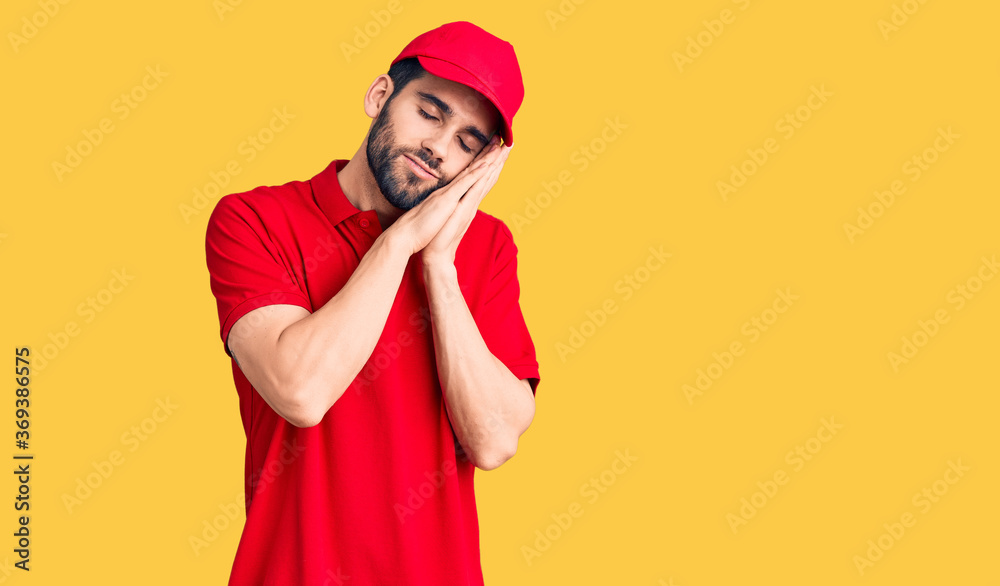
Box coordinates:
[3,0,998,583]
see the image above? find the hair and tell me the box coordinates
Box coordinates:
[381,56,501,141]
[384,57,427,108]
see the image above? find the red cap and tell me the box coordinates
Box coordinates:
[390,21,524,146]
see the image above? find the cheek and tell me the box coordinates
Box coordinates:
[387,115,422,145]
[443,157,474,181]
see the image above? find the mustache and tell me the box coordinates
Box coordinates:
[401,149,441,174]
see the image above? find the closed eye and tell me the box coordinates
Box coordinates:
[420,109,474,154]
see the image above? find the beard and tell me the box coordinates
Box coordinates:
[366,100,448,211]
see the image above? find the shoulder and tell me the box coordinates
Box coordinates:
[466,210,518,254]
[207,178,315,233]
[206,181,320,250]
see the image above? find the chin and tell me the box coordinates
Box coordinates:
[383,179,432,211]
[395,190,433,211]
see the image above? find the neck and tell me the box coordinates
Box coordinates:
[338,142,406,230]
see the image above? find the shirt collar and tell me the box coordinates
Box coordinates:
[311,159,365,227]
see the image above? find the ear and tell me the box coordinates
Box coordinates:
[364,74,394,120]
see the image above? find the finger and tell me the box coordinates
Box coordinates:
[479,150,507,194]
[460,159,503,210]
[449,158,504,234]
[411,170,485,222]
[468,135,501,166]
[447,137,502,190]
[483,141,505,164]
[478,160,504,205]
[422,139,503,208]
[477,144,508,175]
[435,161,492,202]
[453,151,495,183]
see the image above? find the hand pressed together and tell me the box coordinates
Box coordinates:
[387,134,511,264]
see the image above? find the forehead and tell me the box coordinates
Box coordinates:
[402,73,499,131]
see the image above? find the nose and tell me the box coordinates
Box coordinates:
[419,129,449,164]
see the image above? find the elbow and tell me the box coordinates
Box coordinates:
[271,376,344,429]
[469,399,535,470]
[274,392,325,428]
[470,435,519,471]
[262,337,350,428]
[281,404,325,428]
[519,397,536,436]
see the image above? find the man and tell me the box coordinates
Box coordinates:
[204,21,540,585]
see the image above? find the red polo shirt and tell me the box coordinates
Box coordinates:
[205,159,540,585]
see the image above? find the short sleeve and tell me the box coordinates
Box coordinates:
[205,195,312,358]
[475,222,541,395]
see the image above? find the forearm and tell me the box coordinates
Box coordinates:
[274,231,411,424]
[422,261,535,470]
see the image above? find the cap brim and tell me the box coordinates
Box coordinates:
[415,56,514,146]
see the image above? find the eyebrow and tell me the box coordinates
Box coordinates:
[417,91,492,147]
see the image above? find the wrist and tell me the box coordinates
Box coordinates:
[378,229,416,260]
[421,254,458,278]
[421,257,463,307]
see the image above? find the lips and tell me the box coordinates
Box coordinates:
[402,154,438,179]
